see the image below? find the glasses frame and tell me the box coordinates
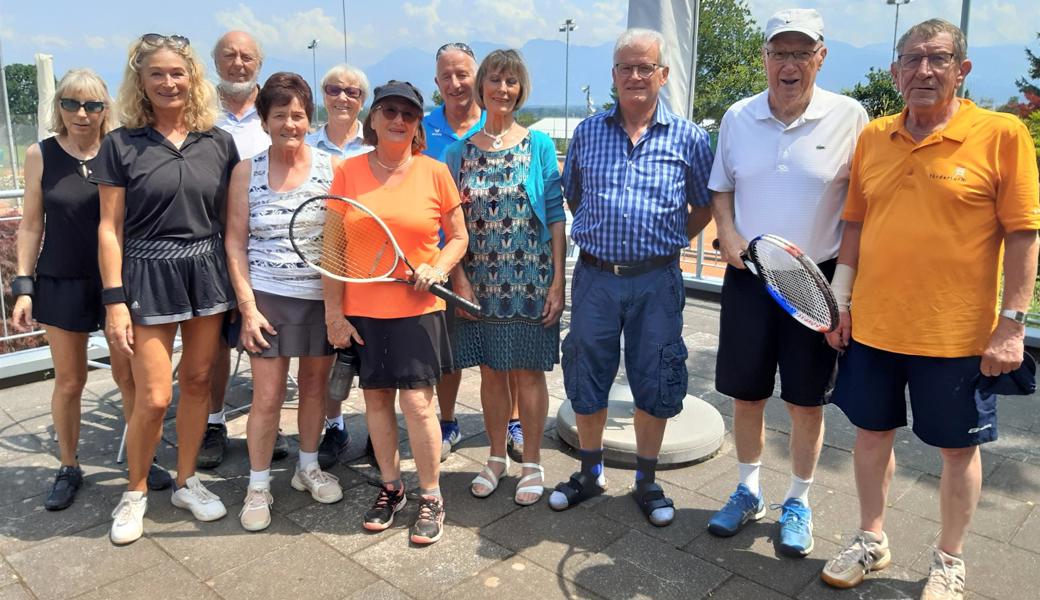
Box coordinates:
[140,33,191,49]
[324,84,363,99]
[374,104,420,124]
[764,47,823,65]
[59,98,106,114]
[436,42,475,59]
[896,52,957,71]
[613,63,662,78]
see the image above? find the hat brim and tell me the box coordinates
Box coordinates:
[766,27,822,42]
[373,91,423,111]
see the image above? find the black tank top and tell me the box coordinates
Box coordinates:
[36,137,101,278]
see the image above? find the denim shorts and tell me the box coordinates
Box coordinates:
[561,260,688,419]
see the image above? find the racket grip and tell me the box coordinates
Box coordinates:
[430,283,483,316]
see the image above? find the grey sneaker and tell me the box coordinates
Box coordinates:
[239,483,274,532]
[821,530,891,589]
[921,547,965,600]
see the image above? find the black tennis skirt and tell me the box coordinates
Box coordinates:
[123,235,235,325]
[349,311,454,390]
[33,274,103,333]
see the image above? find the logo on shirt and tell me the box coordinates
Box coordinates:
[928,166,968,183]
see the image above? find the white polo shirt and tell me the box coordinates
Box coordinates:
[708,86,869,262]
[216,105,270,160]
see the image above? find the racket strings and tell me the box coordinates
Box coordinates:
[293,201,398,280]
[750,242,836,330]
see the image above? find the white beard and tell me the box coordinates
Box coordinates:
[218,79,257,99]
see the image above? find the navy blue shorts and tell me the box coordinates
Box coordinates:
[561,260,687,419]
[831,340,998,448]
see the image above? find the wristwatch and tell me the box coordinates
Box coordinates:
[999,309,1028,325]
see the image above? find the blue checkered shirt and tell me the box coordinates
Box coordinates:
[563,100,713,263]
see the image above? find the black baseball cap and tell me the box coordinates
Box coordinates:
[372,80,424,111]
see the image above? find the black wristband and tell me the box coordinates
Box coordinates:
[10,276,34,298]
[101,286,127,305]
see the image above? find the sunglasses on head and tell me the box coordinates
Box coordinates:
[376,104,419,123]
[324,84,363,99]
[436,42,474,59]
[139,33,190,49]
[60,98,106,113]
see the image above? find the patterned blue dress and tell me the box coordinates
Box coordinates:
[453,134,560,371]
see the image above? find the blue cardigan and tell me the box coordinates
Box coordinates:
[443,129,565,244]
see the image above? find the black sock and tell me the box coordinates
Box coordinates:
[635,455,658,491]
[579,448,604,479]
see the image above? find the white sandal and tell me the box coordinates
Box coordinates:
[514,463,545,506]
[471,455,509,498]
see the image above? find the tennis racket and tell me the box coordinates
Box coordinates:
[713,234,839,333]
[289,194,483,316]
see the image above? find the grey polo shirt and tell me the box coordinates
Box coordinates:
[92,126,239,240]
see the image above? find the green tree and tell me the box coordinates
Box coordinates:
[842,68,904,118]
[1015,33,1040,97]
[3,63,38,116]
[515,111,538,127]
[432,89,444,106]
[601,85,618,111]
[692,0,767,124]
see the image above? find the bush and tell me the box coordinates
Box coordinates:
[0,206,47,354]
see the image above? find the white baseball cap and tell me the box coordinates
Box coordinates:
[765,8,824,42]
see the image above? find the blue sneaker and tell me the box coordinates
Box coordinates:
[707,484,766,537]
[775,498,814,557]
[506,419,524,459]
[439,419,461,462]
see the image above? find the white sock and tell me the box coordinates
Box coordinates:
[326,415,344,430]
[738,462,762,498]
[207,411,225,425]
[248,469,270,487]
[785,474,813,506]
[298,451,319,470]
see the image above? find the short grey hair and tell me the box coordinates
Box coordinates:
[896,19,967,62]
[211,31,265,67]
[320,63,371,103]
[613,28,667,67]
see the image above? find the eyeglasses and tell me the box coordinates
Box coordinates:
[436,42,474,59]
[59,98,106,113]
[324,84,363,99]
[897,52,956,70]
[139,33,190,49]
[376,105,420,123]
[764,47,823,65]
[613,63,661,78]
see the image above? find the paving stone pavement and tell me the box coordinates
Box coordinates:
[0,292,1037,599]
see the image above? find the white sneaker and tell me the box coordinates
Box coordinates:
[110,491,147,545]
[290,462,343,504]
[921,547,966,600]
[171,475,227,521]
[239,483,274,532]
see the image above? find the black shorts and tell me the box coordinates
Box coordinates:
[123,235,235,325]
[33,274,103,333]
[715,260,837,406]
[349,311,453,390]
[831,340,998,448]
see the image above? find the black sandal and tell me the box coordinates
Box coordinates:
[632,482,675,527]
[550,471,606,511]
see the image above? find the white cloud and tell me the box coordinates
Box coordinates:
[29,34,69,48]
[83,35,107,50]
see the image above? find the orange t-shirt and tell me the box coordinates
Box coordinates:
[329,154,461,318]
[843,100,1040,357]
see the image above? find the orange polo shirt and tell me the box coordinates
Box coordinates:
[329,154,461,318]
[844,100,1040,357]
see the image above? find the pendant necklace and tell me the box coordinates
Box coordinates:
[374,154,413,171]
[482,122,513,150]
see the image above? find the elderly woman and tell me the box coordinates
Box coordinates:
[306,63,372,159]
[225,72,342,532]
[326,80,467,545]
[10,69,171,511]
[444,49,566,506]
[93,34,238,544]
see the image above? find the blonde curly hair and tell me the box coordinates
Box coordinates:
[116,35,218,131]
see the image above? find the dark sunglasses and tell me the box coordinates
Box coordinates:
[376,105,419,123]
[324,84,363,99]
[60,98,106,113]
[436,42,474,59]
[140,33,190,49]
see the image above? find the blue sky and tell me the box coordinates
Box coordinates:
[2,0,1039,105]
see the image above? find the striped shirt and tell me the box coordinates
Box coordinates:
[563,99,713,263]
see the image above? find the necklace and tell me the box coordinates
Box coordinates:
[373,154,413,171]
[482,121,513,150]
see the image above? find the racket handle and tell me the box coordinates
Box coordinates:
[430,283,483,316]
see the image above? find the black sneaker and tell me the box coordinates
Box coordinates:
[147,459,173,491]
[410,494,445,544]
[318,425,350,470]
[362,482,406,531]
[197,423,228,468]
[272,429,290,461]
[44,465,83,511]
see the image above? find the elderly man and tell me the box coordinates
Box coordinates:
[706,8,868,557]
[421,42,487,461]
[551,28,713,526]
[199,30,284,469]
[820,19,1039,600]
